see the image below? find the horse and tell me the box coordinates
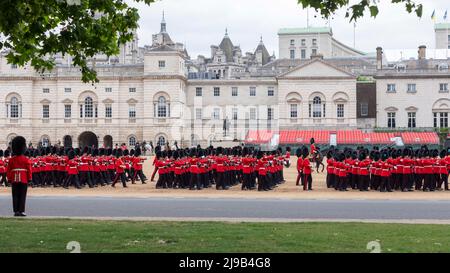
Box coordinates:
[311,150,325,173]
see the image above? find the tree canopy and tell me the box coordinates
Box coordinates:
[298,0,423,22]
[0,0,423,83]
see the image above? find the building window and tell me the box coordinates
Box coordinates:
[195,108,202,120]
[232,108,238,120]
[158,60,166,68]
[250,108,256,120]
[387,84,396,93]
[84,97,94,118]
[249,87,256,96]
[42,105,49,119]
[407,112,416,128]
[267,108,274,120]
[65,88,71,93]
[105,87,112,93]
[128,136,137,147]
[311,49,317,55]
[290,104,298,118]
[387,112,396,128]
[8,97,21,118]
[439,83,449,92]
[212,108,220,120]
[290,39,295,46]
[311,96,322,118]
[214,87,220,96]
[267,87,274,96]
[232,87,238,96]
[43,88,50,93]
[157,136,166,147]
[290,49,295,60]
[157,96,167,117]
[195,87,202,97]
[312,38,317,46]
[407,83,416,93]
[105,105,112,118]
[128,87,136,93]
[434,112,449,128]
[11,64,17,69]
[129,105,136,118]
[337,104,344,118]
[360,103,368,116]
[301,39,306,46]
[64,105,71,118]
[301,49,306,59]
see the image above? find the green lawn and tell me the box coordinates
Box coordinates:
[1,218,450,253]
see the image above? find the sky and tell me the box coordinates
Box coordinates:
[128,0,449,60]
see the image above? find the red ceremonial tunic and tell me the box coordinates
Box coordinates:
[7,155,32,184]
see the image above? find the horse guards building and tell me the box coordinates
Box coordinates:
[0,15,449,149]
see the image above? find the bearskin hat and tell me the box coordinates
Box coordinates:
[115,149,123,158]
[68,150,75,160]
[11,136,27,156]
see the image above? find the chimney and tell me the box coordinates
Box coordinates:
[418,45,426,60]
[376,47,383,70]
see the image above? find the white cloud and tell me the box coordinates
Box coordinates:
[128,0,448,58]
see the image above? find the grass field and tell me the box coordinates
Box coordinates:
[1,218,450,253]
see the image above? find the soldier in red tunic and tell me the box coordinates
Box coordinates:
[0,150,8,187]
[7,136,32,217]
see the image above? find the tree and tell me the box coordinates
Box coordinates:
[0,0,423,83]
[298,0,423,22]
[0,0,154,83]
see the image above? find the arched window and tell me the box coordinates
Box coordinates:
[157,136,166,147]
[10,97,19,118]
[84,97,93,118]
[128,136,137,147]
[312,96,322,117]
[7,96,22,118]
[157,96,167,117]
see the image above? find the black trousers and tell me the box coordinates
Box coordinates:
[12,183,27,213]
[64,174,81,188]
[112,173,127,187]
[358,175,369,191]
[303,174,312,190]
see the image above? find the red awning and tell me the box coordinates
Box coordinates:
[365,132,395,144]
[245,130,274,144]
[279,130,330,144]
[336,130,364,144]
[401,132,439,145]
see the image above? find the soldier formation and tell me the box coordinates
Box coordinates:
[151,146,290,191]
[0,145,148,190]
[324,145,450,192]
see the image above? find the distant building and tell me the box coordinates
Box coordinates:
[278,27,366,60]
[5,14,448,148]
[375,46,450,130]
[435,23,450,49]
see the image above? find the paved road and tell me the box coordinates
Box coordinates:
[2,196,450,222]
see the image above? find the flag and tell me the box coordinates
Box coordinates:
[444,10,448,20]
[431,9,436,21]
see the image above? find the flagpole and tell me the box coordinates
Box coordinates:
[446,11,449,59]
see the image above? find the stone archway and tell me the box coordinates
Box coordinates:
[63,135,73,148]
[103,135,113,149]
[78,131,98,149]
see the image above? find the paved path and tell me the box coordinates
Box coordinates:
[1,196,450,223]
